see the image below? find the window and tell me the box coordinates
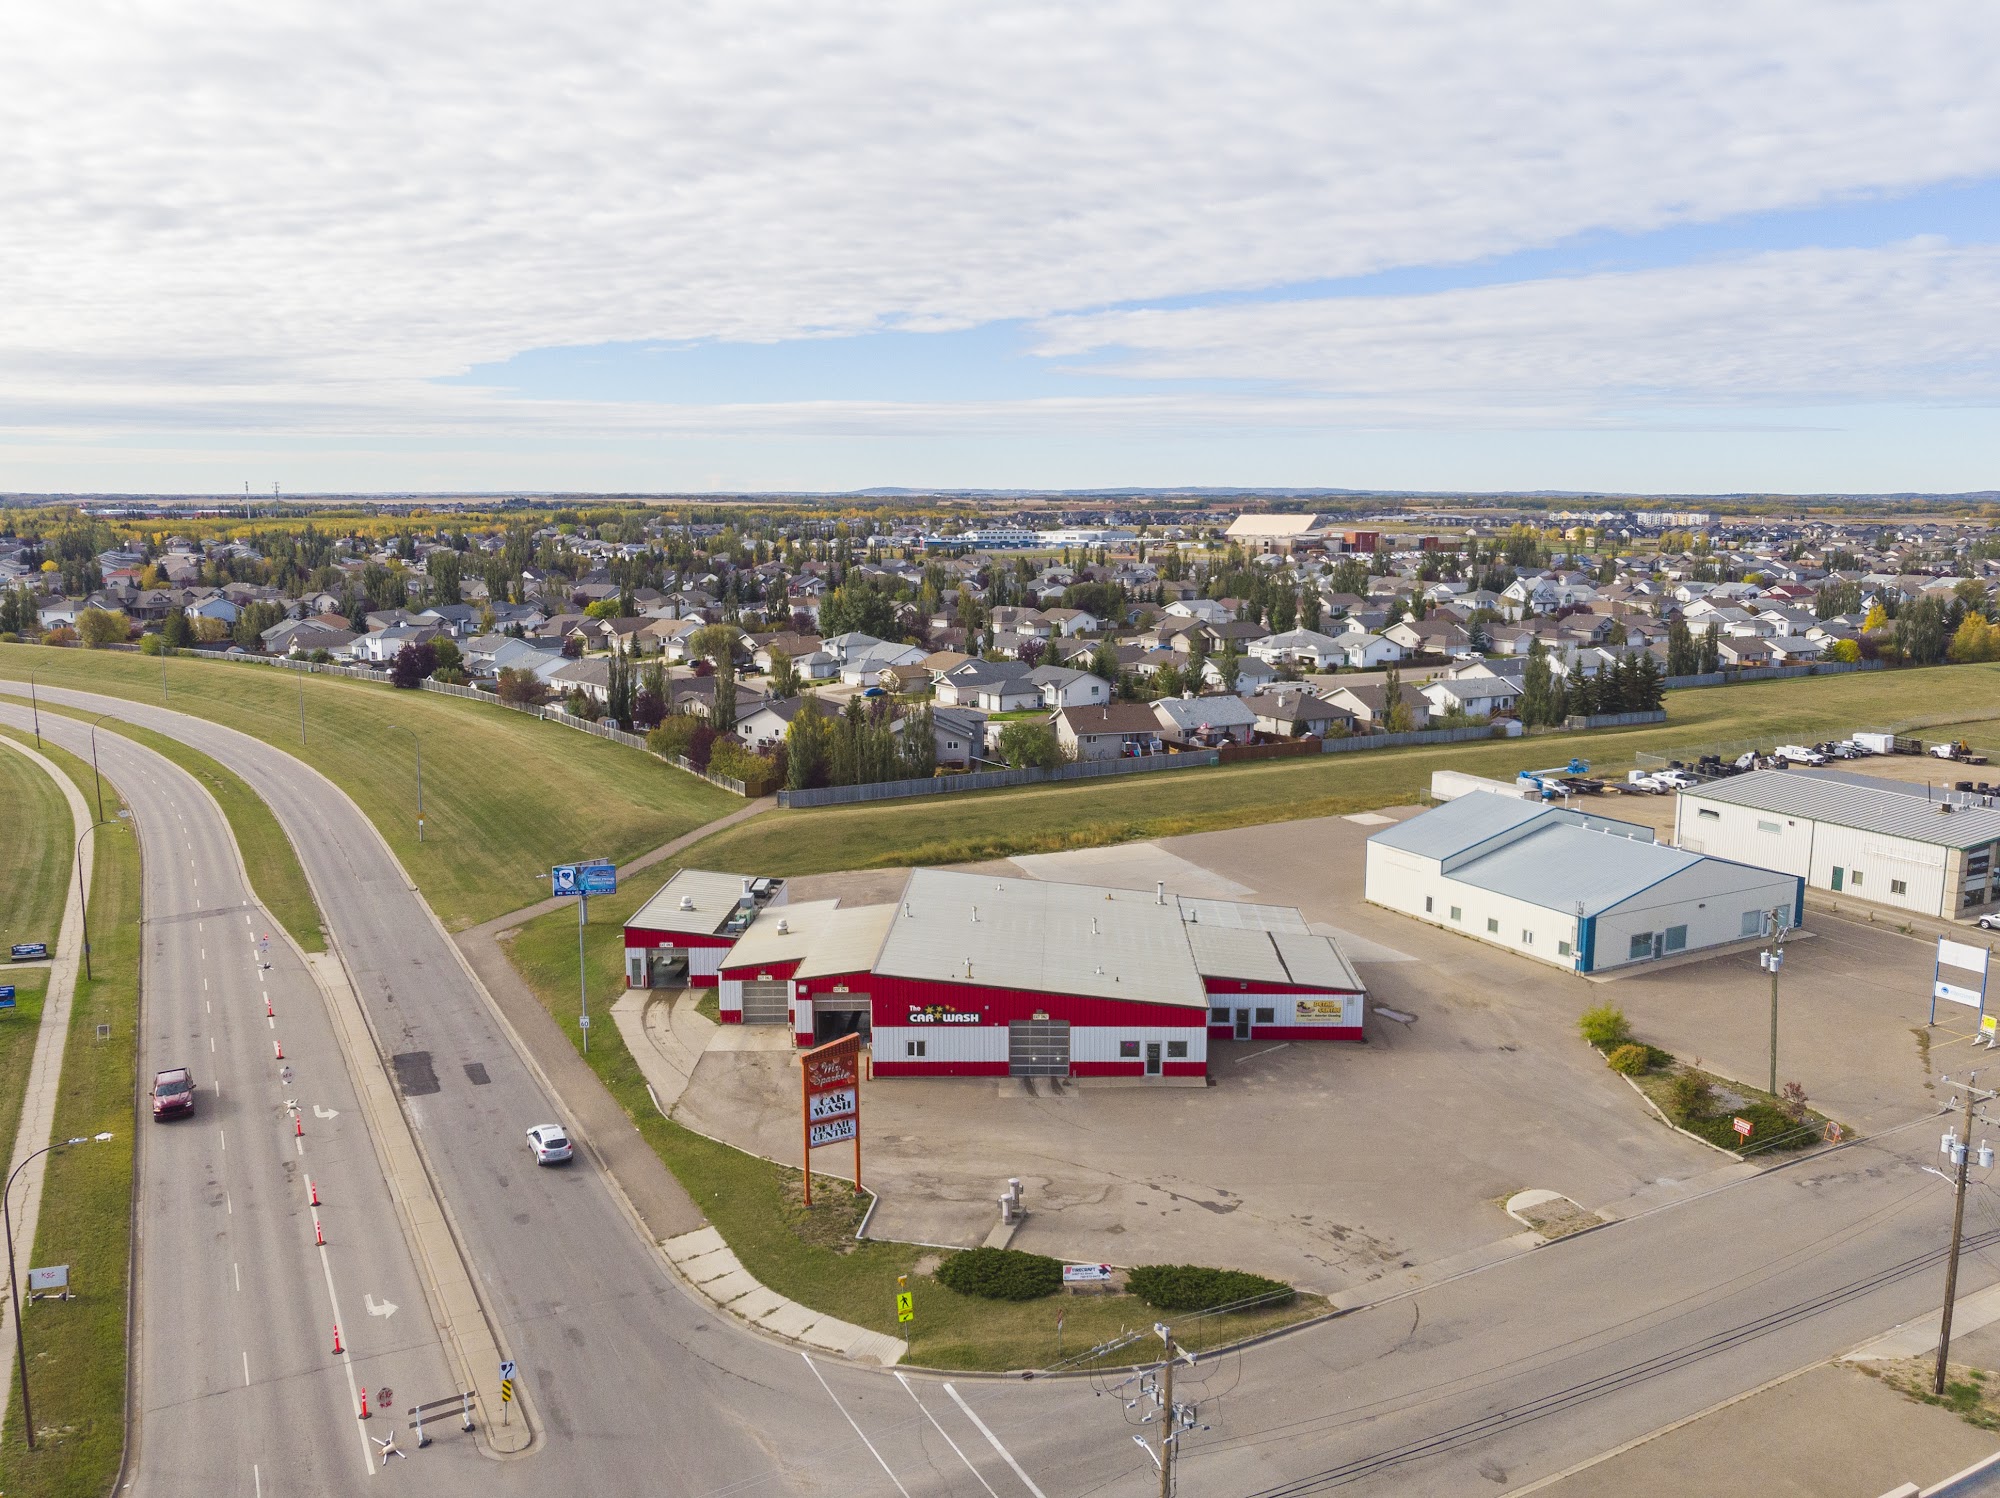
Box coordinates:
[906,1040,926,1058]
[1664,925,1688,953]
[1892,879,1908,895]
[1757,819,1781,834]
[1968,888,1988,908]
[1119,1040,1140,1058]
[1629,932,1654,960]
[1697,807,1720,821]
[1487,917,1500,933]
[1449,906,1461,922]
[1522,930,1534,945]
[1850,870,1864,887]
[1425,896,1433,913]
[1209,1006,1230,1024]
[1742,909,1766,937]
[1255,1007,1276,1024]
[1557,940,1573,957]
[1166,1041,1188,1058]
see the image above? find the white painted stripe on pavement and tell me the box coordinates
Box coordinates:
[243,1350,250,1386]
[315,1242,375,1477]
[896,1373,999,1498]
[803,1353,910,1498]
[945,1384,1048,1498]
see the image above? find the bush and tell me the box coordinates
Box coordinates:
[934,1247,1063,1302]
[1126,1263,1294,1313]
[1577,1003,1631,1050]
[1681,1100,1814,1152]
[708,738,781,795]
[1605,1043,1652,1076]
[1665,1066,1714,1121]
[648,717,698,759]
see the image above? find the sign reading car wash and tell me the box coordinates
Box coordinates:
[908,1002,981,1025]
[800,1033,861,1206]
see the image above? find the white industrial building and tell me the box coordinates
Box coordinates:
[1367,795,1803,974]
[1677,770,2000,920]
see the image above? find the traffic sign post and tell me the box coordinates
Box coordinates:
[499,1360,516,1426]
[800,1034,862,1207]
[896,1291,913,1324]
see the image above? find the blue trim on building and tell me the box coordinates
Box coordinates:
[1794,877,1805,930]
[1579,915,1597,974]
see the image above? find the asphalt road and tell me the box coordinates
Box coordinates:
[7,679,2000,1498]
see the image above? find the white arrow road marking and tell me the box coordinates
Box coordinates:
[313,1105,340,1120]
[365,1294,398,1319]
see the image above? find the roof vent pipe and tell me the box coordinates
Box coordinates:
[971,905,979,922]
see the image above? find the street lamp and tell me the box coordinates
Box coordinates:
[6,1132,115,1448]
[87,712,117,822]
[389,724,424,842]
[27,666,41,749]
[75,819,122,981]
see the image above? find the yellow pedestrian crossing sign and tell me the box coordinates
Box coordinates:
[896,1291,913,1324]
[500,1378,515,1404]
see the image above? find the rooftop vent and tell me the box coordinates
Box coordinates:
[679,894,695,911]
[776,918,790,935]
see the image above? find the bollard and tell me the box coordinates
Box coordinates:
[266,999,274,1017]
[333,1322,344,1355]
[358,1386,368,1419]
[309,1177,320,1206]
[295,1113,305,1138]
[274,1039,284,1060]
[460,1389,476,1432]
[411,1405,430,1448]
[314,1214,325,1246]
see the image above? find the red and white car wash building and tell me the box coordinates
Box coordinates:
[622,870,787,990]
[625,867,1365,1081]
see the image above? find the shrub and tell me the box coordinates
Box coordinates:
[648,717,698,759]
[1665,1066,1714,1122]
[1681,1100,1813,1152]
[1126,1263,1294,1313]
[1779,1080,1810,1122]
[708,739,781,795]
[934,1247,1063,1302]
[1605,1043,1651,1076]
[1577,1004,1631,1050]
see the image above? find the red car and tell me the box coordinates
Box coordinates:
[151,1068,196,1119]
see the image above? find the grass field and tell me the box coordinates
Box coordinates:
[685,663,2000,876]
[0,972,51,1207]
[0,731,139,1498]
[0,739,74,957]
[0,645,740,928]
[503,881,1320,1369]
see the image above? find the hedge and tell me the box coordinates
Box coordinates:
[1126,1264,1294,1312]
[934,1247,1063,1301]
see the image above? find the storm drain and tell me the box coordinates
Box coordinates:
[391,1051,440,1096]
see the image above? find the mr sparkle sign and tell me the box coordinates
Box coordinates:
[800,1033,862,1206]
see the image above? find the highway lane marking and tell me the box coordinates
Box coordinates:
[235,1262,240,1292]
[226,1192,232,1215]
[895,1373,1000,1498]
[313,1239,375,1477]
[944,1384,1048,1498]
[219,1129,225,1153]
[803,1353,911,1498]
[254,1465,261,1498]
[243,1350,250,1387]
[211,1038,215,1053]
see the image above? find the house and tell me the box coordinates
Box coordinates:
[1151,693,1258,747]
[350,623,441,663]
[1716,638,1774,668]
[1028,665,1111,709]
[1420,676,1520,720]
[1249,689,1351,740]
[1337,634,1408,669]
[841,641,928,687]
[185,595,240,626]
[752,633,823,673]
[738,694,843,752]
[1056,703,1167,760]
[1322,682,1432,732]
[547,656,613,706]
[935,661,1042,712]
[895,704,988,770]
[1765,636,1828,663]
[1248,628,1350,670]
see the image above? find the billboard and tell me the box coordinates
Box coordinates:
[800,1033,861,1205]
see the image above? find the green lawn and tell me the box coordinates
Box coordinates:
[28,704,326,953]
[0,645,741,928]
[687,663,2000,876]
[0,739,73,956]
[503,877,1319,1369]
[0,972,51,1202]
[0,730,140,1498]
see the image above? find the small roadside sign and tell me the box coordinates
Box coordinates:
[11,943,48,961]
[0,985,15,1011]
[1733,1116,1754,1138]
[1062,1263,1114,1284]
[29,1266,68,1293]
[499,1359,516,1380]
[499,1378,514,1404]
[896,1292,913,1324]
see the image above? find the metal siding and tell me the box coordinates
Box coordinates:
[860,973,1206,1031]
[1682,769,2000,848]
[719,955,803,983]
[1589,862,1803,970]
[874,1025,1009,1066]
[718,976,743,1019]
[689,946,726,978]
[1068,1026,1207,1063]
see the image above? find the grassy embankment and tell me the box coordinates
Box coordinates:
[687,663,2000,876]
[0,646,739,928]
[0,728,141,1498]
[28,703,325,953]
[504,869,1318,1370]
[0,741,66,1226]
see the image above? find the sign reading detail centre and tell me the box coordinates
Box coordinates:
[551,860,617,898]
[800,1033,862,1207]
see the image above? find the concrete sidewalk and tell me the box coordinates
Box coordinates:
[0,736,96,1429]
[663,1226,905,1366]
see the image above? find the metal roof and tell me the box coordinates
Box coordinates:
[721,900,842,972]
[1175,896,1311,933]
[1184,925,1290,984]
[796,903,899,980]
[1681,769,2000,850]
[1271,932,1365,992]
[1367,793,1651,865]
[875,869,1208,1008]
[1451,822,1712,917]
[626,869,759,937]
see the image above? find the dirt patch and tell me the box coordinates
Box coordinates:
[778,1175,871,1251]
[1855,1356,2000,1431]
[1512,1197,1605,1240]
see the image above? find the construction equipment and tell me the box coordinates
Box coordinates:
[1518,759,1592,800]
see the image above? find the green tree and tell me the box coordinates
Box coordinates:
[997,720,1062,770]
[78,608,130,647]
[820,583,898,639]
[428,548,463,605]
[1665,619,1696,677]
[1519,640,1555,727]
[161,608,194,651]
[1380,664,1412,733]
[768,648,802,698]
[1897,595,1950,665]
[897,703,938,778]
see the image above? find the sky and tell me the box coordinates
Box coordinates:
[5,3,2000,496]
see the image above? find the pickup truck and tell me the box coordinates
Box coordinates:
[1774,744,1827,766]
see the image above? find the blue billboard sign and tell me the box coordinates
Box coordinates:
[10,943,48,961]
[550,865,579,896]
[0,985,15,1011]
[579,865,617,896]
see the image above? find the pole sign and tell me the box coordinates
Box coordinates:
[1733,1116,1753,1139]
[800,1033,862,1207]
[896,1291,914,1324]
[1931,937,1992,1024]
[550,864,579,896]
[579,864,617,897]
[499,1359,515,1380]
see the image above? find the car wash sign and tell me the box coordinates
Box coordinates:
[800,1033,861,1207]
[1932,937,1992,1024]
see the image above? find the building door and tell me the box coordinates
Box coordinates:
[740,980,789,1024]
[1831,867,1844,891]
[814,995,870,1044]
[1008,1019,1071,1077]
[1234,1009,1251,1039]
[625,951,648,988]
[1145,1042,1162,1077]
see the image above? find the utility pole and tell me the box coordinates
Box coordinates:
[1760,906,1789,1096]
[1936,1074,1997,1395]
[1158,1328,1176,1498]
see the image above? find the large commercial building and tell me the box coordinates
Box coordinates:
[625,868,1366,1081]
[1677,769,2000,920]
[1366,794,1802,973]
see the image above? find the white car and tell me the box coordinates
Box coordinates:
[1978,913,2000,933]
[525,1124,573,1165]
[1652,769,1697,790]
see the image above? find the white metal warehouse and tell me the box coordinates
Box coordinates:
[1366,793,1803,974]
[1676,769,2000,920]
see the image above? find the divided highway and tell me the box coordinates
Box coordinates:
[6,681,1997,1497]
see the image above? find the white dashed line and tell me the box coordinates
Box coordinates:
[242,1350,250,1387]
[234,1263,240,1292]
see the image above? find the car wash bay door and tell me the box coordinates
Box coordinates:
[813,993,870,1043]
[1009,1019,1070,1077]
[740,979,790,1024]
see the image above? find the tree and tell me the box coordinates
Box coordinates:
[997,720,1063,770]
[1298,591,1323,633]
[1017,636,1046,668]
[428,549,463,606]
[1519,640,1556,727]
[1697,627,1721,675]
[1861,601,1889,633]
[1380,665,1413,733]
[584,597,622,619]
[431,636,464,676]
[690,625,739,733]
[785,700,832,789]
[1827,637,1862,664]
[768,649,802,699]
[234,600,286,650]
[1665,619,1696,677]
[390,640,437,688]
[1089,638,1120,687]
[606,644,635,727]
[193,616,231,643]
[160,608,194,650]
[820,583,898,640]
[496,667,549,706]
[1896,595,1950,666]
[78,609,130,648]
[897,703,938,778]
[1949,613,1998,664]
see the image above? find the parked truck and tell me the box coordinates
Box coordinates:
[1929,740,1991,765]
[1774,744,1827,766]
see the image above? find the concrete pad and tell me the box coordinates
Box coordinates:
[663,1225,727,1263]
[750,1299,823,1338]
[796,1318,908,1365]
[1342,812,1395,826]
[676,1246,742,1284]
[708,1024,797,1052]
[697,1266,763,1306]
[1011,842,1254,901]
[1846,1282,2000,1363]
[728,1287,789,1322]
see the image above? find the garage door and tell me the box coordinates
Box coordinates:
[740,980,789,1025]
[1008,1019,1070,1077]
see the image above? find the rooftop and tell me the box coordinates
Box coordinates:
[1683,769,2000,850]
[627,869,774,938]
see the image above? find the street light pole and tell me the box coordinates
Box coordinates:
[578,891,590,1055]
[298,665,307,746]
[75,819,118,982]
[389,724,424,841]
[6,1133,115,1448]
[27,667,40,749]
[1761,906,1789,1096]
[88,712,116,822]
